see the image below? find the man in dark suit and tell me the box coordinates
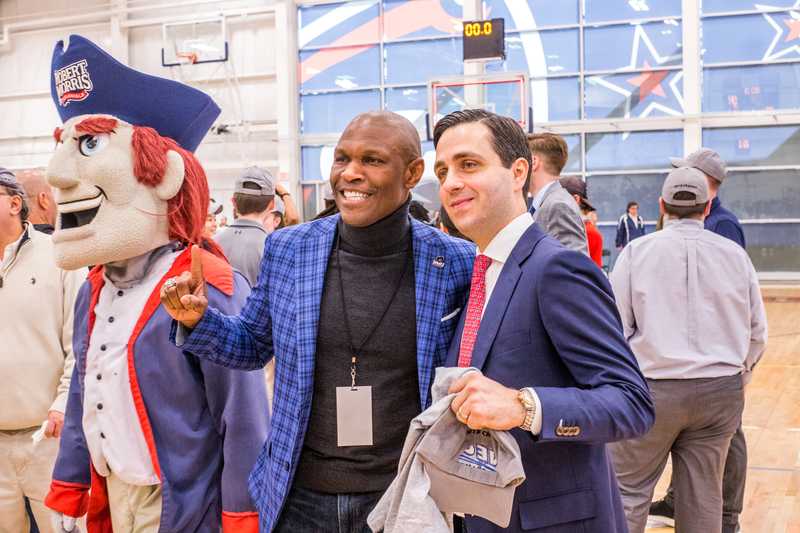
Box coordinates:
[432,109,654,533]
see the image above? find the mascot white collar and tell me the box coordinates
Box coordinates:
[46,35,221,270]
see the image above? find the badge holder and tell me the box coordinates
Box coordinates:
[336,356,373,447]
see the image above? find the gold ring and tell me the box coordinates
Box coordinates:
[164,278,177,289]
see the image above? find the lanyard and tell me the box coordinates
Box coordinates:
[335,232,411,388]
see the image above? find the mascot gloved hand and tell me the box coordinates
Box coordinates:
[42,35,268,533]
[51,513,79,533]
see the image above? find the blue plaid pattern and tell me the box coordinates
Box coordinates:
[181,215,474,531]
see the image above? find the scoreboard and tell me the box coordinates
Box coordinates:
[462,18,505,61]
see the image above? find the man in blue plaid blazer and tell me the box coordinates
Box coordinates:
[162,112,475,532]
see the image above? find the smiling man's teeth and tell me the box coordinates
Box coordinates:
[343,191,369,200]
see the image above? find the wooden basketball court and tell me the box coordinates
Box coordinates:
[647,292,800,533]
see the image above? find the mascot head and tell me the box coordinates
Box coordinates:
[47,35,221,270]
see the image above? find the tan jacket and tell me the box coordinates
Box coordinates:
[0,224,83,429]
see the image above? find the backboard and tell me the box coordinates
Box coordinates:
[162,18,228,67]
[428,72,529,135]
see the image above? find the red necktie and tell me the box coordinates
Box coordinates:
[458,254,493,367]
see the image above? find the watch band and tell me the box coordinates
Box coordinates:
[518,388,536,431]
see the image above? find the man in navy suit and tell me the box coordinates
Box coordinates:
[432,109,654,533]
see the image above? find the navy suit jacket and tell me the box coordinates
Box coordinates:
[447,223,654,533]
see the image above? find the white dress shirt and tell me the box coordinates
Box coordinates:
[478,212,543,434]
[610,218,768,380]
[83,250,179,486]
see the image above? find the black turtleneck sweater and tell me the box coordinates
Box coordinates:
[293,201,419,494]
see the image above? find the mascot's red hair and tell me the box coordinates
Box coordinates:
[49,115,224,269]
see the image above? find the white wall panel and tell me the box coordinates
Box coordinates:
[0,0,280,196]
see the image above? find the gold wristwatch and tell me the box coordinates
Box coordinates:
[517,388,536,431]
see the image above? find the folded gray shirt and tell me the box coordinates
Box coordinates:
[368,367,526,532]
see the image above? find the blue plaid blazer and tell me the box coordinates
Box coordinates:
[180,214,475,531]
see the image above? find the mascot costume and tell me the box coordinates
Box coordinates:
[42,35,268,533]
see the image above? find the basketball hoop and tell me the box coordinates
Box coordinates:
[427,73,530,135]
[161,18,228,67]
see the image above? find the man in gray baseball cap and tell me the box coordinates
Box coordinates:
[215,166,276,287]
[653,150,748,533]
[609,167,767,533]
[670,148,744,248]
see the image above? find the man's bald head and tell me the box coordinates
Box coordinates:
[16,169,57,227]
[342,111,422,164]
[331,111,425,227]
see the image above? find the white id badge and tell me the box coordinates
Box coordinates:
[336,386,373,447]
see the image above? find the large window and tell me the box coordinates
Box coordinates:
[701,4,800,113]
[697,5,800,272]
[583,130,682,262]
[482,0,684,123]
[295,0,800,273]
[298,0,463,136]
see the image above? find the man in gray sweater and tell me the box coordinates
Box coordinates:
[526,133,588,255]
[0,169,82,533]
[215,166,276,287]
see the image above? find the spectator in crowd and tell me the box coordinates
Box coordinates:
[321,182,336,211]
[270,195,286,230]
[203,198,223,239]
[560,176,603,268]
[526,133,588,254]
[161,111,474,533]
[615,201,646,248]
[275,182,300,227]
[215,166,276,288]
[584,208,603,268]
[312,202,338,220]
[14,169,62,533]
[438,205,470,241]
[16,170,57,234]
[434,109,653,533]
[15,170,70,533]
[651,148,748,532]
[409,198,432,224]
[672,147,744,247]
[312,183,340,220]
[0,169,83,533]
[609,167,767,533]
[217,168,285,411]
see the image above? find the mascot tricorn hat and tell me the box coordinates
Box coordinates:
[47,35,223,271]
[51,34,219,152]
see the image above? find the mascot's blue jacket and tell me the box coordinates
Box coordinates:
[45,247,268,533]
